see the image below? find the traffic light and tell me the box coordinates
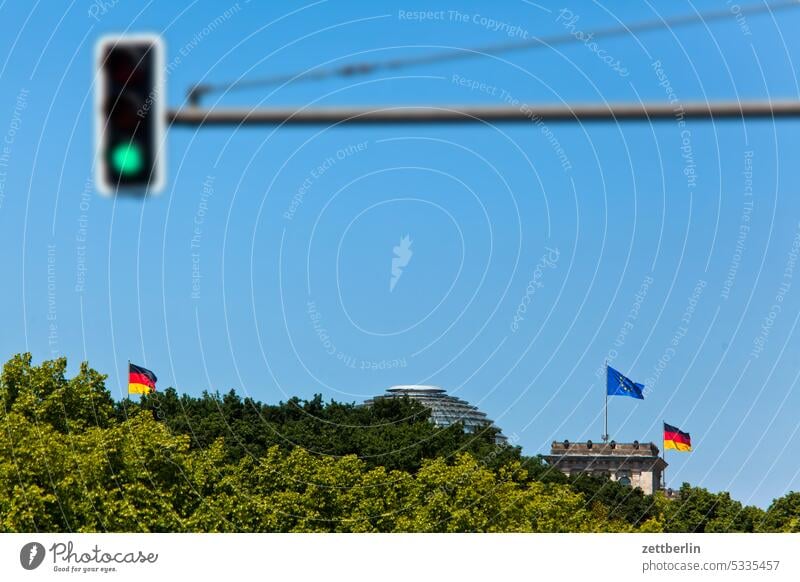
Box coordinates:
[95,35,165,194]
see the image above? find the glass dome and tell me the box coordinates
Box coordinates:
[364,385,507,444]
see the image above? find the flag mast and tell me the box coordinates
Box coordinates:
[662,420,667,491]
[603,361,609,442]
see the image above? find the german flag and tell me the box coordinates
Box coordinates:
[664,422,691,452]
[128,362,157,395]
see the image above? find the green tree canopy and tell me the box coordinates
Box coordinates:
[759,491,800,532]
[1,354,795,533]
[116,387,520,473]
[657,483,765,533]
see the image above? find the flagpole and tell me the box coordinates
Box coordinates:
[603,361,609,442]
[664,450,668,491]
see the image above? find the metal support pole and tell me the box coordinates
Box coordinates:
[662,420,667,492]
[602,361,609,443]
[167,100,800,126]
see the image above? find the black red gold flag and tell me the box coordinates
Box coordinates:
[664,422,691,452]
[129,362,157,395]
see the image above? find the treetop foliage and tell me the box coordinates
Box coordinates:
[1,354,797,533]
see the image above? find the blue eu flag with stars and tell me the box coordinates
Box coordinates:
[606,366,644,399]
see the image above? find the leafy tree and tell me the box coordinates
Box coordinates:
[567,473,656,526]
[0,355,784,533]
[759,492,800,532]
[395,454,627,532]
[117,388,520,473]
[519,457,655,526]
[1,353,114,433]
[659,483,765,532]
[0,408,197,532]
[184,449,628,533]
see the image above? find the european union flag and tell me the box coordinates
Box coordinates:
[606,366,644,399]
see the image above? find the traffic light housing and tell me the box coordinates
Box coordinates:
[95,35,165,194]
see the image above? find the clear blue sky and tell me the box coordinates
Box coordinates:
[1,0,800,507]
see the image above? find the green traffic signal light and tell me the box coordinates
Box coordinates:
[110,142,144,176]
[96,35,164,194]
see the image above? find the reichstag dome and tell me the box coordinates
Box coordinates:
[364,385,507,443]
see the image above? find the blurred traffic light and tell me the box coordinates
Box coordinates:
[95,35,164,194]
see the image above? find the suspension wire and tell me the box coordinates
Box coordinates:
[187,1,799,104]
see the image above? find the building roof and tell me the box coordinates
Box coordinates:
[364,385,507,442]
[386,385,447,394]
[549,440,662,458]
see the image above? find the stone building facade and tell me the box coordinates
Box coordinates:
[545,440,667,495]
